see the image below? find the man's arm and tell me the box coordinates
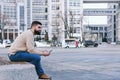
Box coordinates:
[26,33,50,56]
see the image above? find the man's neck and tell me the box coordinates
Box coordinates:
[30,29,34,34]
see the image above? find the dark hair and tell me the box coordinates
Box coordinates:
[31,21,42,28]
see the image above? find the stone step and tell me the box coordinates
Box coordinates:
[0,57,38,80]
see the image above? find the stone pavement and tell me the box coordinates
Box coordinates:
[0,43,120,80]
[41,44,120,80]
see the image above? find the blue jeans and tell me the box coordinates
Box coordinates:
[8,51,44,76]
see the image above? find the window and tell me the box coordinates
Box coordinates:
[3,6,16,19]
[33,0,47,5]
[69,0,81,6]
[52,0,59,2]
[52,5,60,10]
[33,15,48,20]
[33,7,48,13]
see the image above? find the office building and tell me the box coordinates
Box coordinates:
[0,0,26,40]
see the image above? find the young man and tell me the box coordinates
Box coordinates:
[8,21,51,79]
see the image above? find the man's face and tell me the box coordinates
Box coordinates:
[34,24,42,35]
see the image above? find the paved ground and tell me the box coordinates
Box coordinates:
[0,43,120,80]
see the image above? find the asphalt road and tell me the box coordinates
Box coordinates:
[0,43,120,80]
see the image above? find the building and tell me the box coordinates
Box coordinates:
[48,0,64,42]
[28,0,83,44]
[0,0,26,41]
[1,0,119,45]
[116,4,120,43]
[107,3,118,43]
[32,0,48,40]
[83,24,108,42]
[64,0,83,40]
[83,4,117,43]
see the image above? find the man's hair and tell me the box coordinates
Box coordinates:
[31,21,42,28]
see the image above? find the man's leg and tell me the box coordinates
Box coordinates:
[8,51,44,76]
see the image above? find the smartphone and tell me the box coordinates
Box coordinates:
[49,50,52,53]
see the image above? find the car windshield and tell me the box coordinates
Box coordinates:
[85,40,93,43]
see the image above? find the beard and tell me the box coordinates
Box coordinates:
[34,30,41,35]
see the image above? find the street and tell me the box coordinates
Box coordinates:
[0,43,120,80]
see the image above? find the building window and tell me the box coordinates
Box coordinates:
[69,0,81,7]
[52,5,60,10]
[52,0,59,2]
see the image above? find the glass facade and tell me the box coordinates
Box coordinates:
[27,0,31,28]
[3,6,16,19]
[32,0,48,37]
[19,6,25,31]
[69,0,81,7]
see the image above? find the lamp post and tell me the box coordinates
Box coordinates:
[80,14,83,43]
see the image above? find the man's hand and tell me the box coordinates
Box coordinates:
[41,50,50,56]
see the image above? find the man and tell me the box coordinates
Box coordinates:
[8,21,51,79]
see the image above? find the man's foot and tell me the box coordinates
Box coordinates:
[39,74,51,79]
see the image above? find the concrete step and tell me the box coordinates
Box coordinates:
[0,57,38,80]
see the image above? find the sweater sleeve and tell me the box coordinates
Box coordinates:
[26,33,34,53]
[26,32,42,55]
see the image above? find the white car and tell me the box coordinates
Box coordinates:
[34,41,51,47]
[65,42,75,48]
[0,43,5,48]
[3,40,11,47]
[0,39,11,48]
[64,42,82,48]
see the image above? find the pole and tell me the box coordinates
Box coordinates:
[80,14,83,43]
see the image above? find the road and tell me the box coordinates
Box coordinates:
[0,43,120,80]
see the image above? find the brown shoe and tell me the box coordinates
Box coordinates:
[39,74,51,79]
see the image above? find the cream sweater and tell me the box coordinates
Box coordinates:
[8,30,40,55]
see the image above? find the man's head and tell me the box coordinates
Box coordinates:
[31,21,42,35]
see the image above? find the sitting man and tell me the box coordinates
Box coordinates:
[8,21,51,79]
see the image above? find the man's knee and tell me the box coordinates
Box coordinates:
[33,54,41,61]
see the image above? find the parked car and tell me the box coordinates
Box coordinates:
[0,39,11,48]
[64,42,82,48]
[64,42,75,48]
[83,40,98,47]
[34,41,51,47]
[0,43,5,48]
[3,39,11,47]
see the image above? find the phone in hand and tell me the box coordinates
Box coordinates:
[49,50,52,53]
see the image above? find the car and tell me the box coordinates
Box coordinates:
[64,42,82,48]
[34,41,51,47]
[83,40,98,47]
[3,39,11,47]
[0,43,5,48]
[64,42,76,48]
[0,39,12,48]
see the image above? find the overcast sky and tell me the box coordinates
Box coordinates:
[83,3,108,25]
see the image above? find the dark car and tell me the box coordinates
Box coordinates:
[83,40,98,47]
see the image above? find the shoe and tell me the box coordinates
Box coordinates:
[39,74,51,79]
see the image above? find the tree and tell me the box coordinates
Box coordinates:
[52,34,57,46]
[59,11,70,38]
[0,14,9,42]
[69,10,74,37]
[35,35,41,41]
[44,30,49,42]
[0,13,17,43]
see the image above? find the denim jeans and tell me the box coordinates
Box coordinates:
[8,51,44,76]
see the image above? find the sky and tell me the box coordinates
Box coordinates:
[83,3,108,25]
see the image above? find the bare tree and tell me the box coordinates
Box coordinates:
[0,14,13,42]
[69,10,74,38]
[59,11,70,38]
[80,14,84,43]
[0,14,8,41]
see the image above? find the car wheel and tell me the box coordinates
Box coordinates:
[94,44,98,47]
[85,45,88,47]
[66,46,69,48]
